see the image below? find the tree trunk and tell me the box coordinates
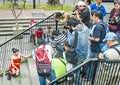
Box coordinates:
[47,0,60,5]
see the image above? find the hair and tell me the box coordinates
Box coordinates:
[52,30,59,36]
[37,39,46,46]
[87,0,91,5]
[91,10,97,16]
[38,28,43,31]
[114,0,120,5]
[12,48,19,53]
[47,25,52,29]
[94,11,103,19]
[67,18,79,27]
[55,12,62,18]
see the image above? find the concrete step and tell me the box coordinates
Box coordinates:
[27,58,39,85]
[20,61,32,85]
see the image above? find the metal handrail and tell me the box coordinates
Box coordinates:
[0,13,55,47]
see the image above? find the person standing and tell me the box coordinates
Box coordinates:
[90,0,107,20]
[75,1,91,28]
[32,39,56,85]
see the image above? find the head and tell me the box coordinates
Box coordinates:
[67,18,79,31]
[96,0,102,5]
[37,38,46,46]
[93,11,102,23]
[52,30,59,38]
[55,12,62,19]
[91,10,97,21]
[38,28,43,32]
[104,32,118,47]
[12,48,19,55]
[77,1,86,11]
[30,19,34,25]
[114,0,120,11]
[84,0,91,5]
[64,41,71,51]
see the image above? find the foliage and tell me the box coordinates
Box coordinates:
[0,4,73,12]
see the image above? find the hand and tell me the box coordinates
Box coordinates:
[99,53,104,59]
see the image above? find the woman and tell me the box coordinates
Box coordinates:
[108,1,120,33]
[6,48,31,80]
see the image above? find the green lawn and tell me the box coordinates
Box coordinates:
[0,4,73,12]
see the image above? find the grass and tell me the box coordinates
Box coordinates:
[0,4,74,12]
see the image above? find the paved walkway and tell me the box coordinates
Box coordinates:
[0,9,55,19]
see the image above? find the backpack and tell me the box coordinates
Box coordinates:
[99,22,109,52]
[35,45,52,77]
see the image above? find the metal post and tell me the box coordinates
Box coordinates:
[33,0,36,9]
[55,20,58,31]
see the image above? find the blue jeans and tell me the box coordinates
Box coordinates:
[39,70,56,85]
[86,49,99,79]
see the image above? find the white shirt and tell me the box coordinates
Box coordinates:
[32,44,54,62]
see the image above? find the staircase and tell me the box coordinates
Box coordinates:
[0,18,45,36]
[0,58,40,85]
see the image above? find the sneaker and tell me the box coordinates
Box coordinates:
[5,72,11,80]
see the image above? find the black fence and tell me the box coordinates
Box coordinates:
[49,59,120,85]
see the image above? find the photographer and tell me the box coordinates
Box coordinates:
[109,1,120,33]
[75,1,90,28]
[55,12,73,24]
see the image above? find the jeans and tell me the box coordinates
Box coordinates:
[39,70,56,85]
[86,49,99,79]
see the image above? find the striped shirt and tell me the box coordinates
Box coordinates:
[51,34,68,48]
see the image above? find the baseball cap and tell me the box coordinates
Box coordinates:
[77,1,86,6]
[104,32,118,41]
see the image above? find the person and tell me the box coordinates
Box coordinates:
[84,0,91,14]
[75,1,91,28]
[46,26,52,43]
[55,12,73,24]
[108,1,120,33]
[98,32,120,85]
[29,19,36,42]
[34,28,45,46]
[90,0,107,20]
[86,11,106,80]
[6,48,31,80]
[88,11,106,59]
[32,39,56,85]
[51,30,68,57]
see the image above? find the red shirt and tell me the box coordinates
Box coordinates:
[35,30,44,38]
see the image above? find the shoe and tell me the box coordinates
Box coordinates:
[5,72,11,80]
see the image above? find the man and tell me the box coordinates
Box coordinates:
[55,12,73,24]
[90,0,107,20]
[34,28,45,46]
[67,18,89,84]
[98,32,120,85]
[88,11,106,58]
[99,32,120,59]
[51,30,68,57]
[75,1,91,28]
[32,39,56,85]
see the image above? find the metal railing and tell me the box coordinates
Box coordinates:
[0,13,64,75]
[49,58,120,85]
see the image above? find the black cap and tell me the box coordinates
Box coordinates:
[67,18,79,27]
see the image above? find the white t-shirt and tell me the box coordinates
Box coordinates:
[32,44,54,62]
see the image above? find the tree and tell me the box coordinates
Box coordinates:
[47,0,60,5]
[7,0,26,30]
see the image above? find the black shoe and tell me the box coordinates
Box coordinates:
[5,72,11,80]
